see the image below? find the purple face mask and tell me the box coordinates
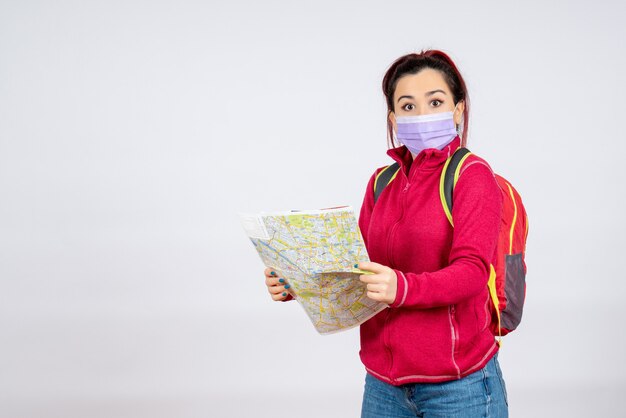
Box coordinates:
[395,109,459,155]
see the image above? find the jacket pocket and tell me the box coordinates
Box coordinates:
[448,305,461,376]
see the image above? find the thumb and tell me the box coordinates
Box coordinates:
[355,261,384,273]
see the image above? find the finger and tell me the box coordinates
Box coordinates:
[265,275,289,287]
[366,283,385,293]
[268,282,292,295]
[268,285,283,295]
[271,291,289,301]
[366,291,382,301]
[359,273,384,284]
[264,268,279,278]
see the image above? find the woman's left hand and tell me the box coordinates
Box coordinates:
[356,261,398,305]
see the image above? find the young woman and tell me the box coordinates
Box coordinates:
[263,50,508,417]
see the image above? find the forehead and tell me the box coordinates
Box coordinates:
[393,68,450,99]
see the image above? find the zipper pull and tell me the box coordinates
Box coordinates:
[403,182,410,192]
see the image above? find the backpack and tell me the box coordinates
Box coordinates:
[373,148,528,341]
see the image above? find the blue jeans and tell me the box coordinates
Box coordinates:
[361,353,508,417]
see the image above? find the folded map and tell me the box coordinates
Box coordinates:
[240,206,387,334]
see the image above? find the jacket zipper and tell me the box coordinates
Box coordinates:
[386,172,410,267]
[387,154,426,265]
[383,153,428,382]
[448,305,461,378]
[383,168,412,381]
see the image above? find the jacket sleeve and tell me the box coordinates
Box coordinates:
[389,161,503,309]
[358,168,383,252]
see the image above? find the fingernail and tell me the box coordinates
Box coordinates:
[270,271,276,276]
[279,278,285,283]
[282,292,287,296]
[284,284,291,289]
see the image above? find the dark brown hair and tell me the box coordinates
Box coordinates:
[382,50,470,148]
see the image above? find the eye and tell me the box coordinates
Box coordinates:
[430,99,443,107]
[402,103,415,111]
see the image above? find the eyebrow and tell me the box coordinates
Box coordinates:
[396,90,447,103]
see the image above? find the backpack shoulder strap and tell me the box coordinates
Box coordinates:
[439,147,472,226]
[373,162,400,203]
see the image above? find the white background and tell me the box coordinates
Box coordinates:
[1,1,625,417]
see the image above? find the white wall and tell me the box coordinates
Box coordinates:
[1,0,624,416]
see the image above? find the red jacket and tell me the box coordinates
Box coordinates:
[358,135,503,385]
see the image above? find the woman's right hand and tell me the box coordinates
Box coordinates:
[264,267,291,301]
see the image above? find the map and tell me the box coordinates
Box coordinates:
[240,206,387,334]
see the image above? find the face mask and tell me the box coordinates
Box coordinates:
[394,105,459,155]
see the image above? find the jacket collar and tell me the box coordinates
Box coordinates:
[386,135,462,172]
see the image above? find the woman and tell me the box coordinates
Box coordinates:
[263,50,508,417]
